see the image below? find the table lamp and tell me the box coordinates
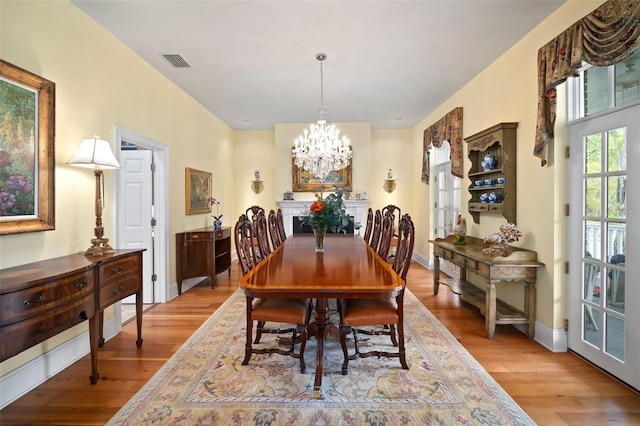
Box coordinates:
[66,136,121,256]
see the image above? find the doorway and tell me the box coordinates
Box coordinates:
[567,104,639,390]
[113,127,169,328]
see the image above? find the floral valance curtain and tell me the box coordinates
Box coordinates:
[421,107,463,184]
[534,0,640,166]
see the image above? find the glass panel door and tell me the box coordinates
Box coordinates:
[568,104,639,389]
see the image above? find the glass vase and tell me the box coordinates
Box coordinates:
[313,228,327,252]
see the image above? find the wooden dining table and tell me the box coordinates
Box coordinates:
[239,233,404,398]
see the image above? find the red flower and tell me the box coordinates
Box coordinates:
[309,200,324,213]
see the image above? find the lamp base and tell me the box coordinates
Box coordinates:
[84,237,115,256]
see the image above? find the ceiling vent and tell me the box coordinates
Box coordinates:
[162,54,190,68]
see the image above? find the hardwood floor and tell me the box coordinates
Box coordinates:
[1,260,639,425]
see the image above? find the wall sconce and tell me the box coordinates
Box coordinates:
[251,169,263,193]
[384,168,396,193]
[66,136,122,256]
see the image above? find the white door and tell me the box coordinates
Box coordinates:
[120,149,154,304]
[567,104,639,389]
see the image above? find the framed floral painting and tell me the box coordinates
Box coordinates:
[0,60,55,235]
[185,167,212,215]
[292,158,352,193]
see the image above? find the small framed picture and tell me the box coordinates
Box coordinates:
[185,167,212,215]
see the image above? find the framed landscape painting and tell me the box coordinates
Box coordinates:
[292,158,352,193]
[185,167,212,215]
[0,60,55,235]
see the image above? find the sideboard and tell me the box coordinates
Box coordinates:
[0,249,145,384]
[430,236,544,339]
[176,226,231,294]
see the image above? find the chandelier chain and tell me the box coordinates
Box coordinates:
[292,53,352,180]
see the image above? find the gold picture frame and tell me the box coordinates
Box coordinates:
[292,158,352,193]
[185,167,212,215]
[0,60,55,235]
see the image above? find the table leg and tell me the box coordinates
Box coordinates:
[313,297,329,399]
[525,280,536,339]
[135,290,143,348]
[486,282,497,339]
[88,315,99,384]
[433,256,440,295]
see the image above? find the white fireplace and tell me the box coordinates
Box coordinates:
[276,200,371,236]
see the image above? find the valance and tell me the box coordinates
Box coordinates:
[422,107,463,183]
[534,0,640,165]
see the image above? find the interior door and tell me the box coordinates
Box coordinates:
[567,104,639,389]
[119,149,154,304]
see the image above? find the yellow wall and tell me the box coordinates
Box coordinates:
[412,0,603,330]
[0,1,235,373]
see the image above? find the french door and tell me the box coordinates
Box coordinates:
[567,104,639,390]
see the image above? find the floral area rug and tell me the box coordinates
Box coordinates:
[108,289,534,425]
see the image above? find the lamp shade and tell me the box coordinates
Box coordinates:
[66,137,121,169]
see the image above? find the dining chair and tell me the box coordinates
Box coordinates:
[254,210,272,258]
[339,213,415,375]
[268,209,283,249]
[362,208,374,244]
[234,214,310,373]
[276,208,287,243]
[382,204,401,259]
[610,263,625,307]
[376,212,393,260]
[584,263,600,331]
[368,209,382,251]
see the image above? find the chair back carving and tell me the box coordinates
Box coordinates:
[255,210,271,257]
[369,210,383,251]
[276,208,287,242]
[234,215,258,276]
[245,205,265,221]
[362,208,374,244]
[376,213,393,259]
[392,214,415,281]
[268,209,283,249]
[382,204,401,235]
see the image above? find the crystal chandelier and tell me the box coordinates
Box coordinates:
[292,53,351,180]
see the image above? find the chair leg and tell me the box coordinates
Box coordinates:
[397,322,409,370]
[296,324,307,374]
[340,325,352,375]
[242,302,253,366]
[389,324,398,347]
[254,320,265,343]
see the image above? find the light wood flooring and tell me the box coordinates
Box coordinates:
[1,260,639,425]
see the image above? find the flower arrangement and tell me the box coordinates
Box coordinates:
[208,197,222,221]
[299,187,350,233]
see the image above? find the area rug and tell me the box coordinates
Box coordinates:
[108,289,534,425]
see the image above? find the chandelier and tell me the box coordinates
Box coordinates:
[292,53,351,180]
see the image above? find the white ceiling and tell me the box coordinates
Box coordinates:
[72,0,565,131]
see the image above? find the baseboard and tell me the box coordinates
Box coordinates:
[533,320,568,352]
[0,315,119,409]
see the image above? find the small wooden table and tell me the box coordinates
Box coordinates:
[430,236,544,339]
[239,234,403,398]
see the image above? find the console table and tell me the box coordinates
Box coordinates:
[0,249,145,384]
[176,226,231,294]
[430,236,544,339]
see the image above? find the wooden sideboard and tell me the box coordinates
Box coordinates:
[430,236,544,339]
[176,226,231,295]
[0,249,144,384]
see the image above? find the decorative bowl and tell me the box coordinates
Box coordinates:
[475,180,484,187]
[497,177,506,185]
[484,179,494,186]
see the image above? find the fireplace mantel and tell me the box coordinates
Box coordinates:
[277,200,371,236]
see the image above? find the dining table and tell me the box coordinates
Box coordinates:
[239,233,404,398]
